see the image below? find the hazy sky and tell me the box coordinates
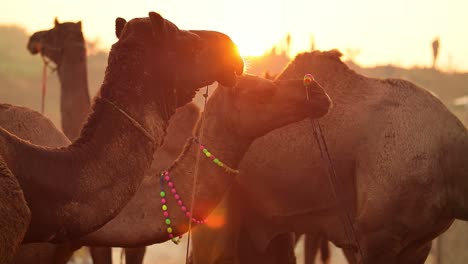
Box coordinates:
[2,0,467,70]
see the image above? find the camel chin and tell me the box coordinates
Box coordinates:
[217,71,238,87]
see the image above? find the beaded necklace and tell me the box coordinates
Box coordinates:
[159,137,239,244]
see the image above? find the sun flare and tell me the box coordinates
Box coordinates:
[235,39,268,57]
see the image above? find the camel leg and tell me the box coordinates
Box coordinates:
[268,233,297,264]
[89,246,112,264]
[125,247,146,264]
[304,233,321,264]
[52,242,82,264]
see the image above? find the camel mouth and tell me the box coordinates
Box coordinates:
[216,60,244,87]
[306,82,333,118]
[27,42,42,55]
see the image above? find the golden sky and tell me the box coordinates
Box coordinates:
[2,0,467,70]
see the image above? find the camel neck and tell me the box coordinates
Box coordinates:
[0,44,167,242]
[162,119,251,237]
[57,44,91,141]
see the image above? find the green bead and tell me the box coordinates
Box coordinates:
[202,149,208,154]
[165,218,171,225]
[213,158,220,164]
[205,152,212,157]
[160,191,166,197]
[167,227,173,233]
[172,237,179,244]
[162,205,167,211]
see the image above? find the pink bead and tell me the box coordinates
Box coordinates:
[168,234,174,238]
[171,188,177,194]
[210,155,216,160]
[192,218,197,223]
[164,171,169,176]
[174,194,180,200]
[168,181,174,188]
[181,206,187,212]
[177,200,183,206]
[161,198,166,204]
[199,145,205,150]
[164,175,170,181]
[197,221,202,224]
[163,211,169,217]
[185,212,191,217]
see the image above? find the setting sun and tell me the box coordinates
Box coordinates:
[234,37,268,57]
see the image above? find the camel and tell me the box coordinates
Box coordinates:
[27,19,91,141]
[0,11,243,262]
[189,50,468,264]
[5,103,199,263]
[67,72,331,249]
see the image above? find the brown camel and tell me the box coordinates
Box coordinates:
[5,103,199,264]
[190,50,468,264]
[27,18,91,141]
[0,11,243,261]
[71,73,331,248]
[25,18,146,264]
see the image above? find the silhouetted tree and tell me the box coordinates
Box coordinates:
[432,37,440,69]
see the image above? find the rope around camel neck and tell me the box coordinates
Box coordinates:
[185,85,210,264]
[40,55,49,114]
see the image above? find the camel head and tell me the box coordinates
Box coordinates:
[27,18,84,65]
[112,12,244,109]
[206,75,332,140]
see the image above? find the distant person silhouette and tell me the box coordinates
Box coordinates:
[432,37,440,69]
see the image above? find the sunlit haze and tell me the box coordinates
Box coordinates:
[1,0,467,70]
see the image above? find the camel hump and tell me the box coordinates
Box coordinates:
[0,104,70,147]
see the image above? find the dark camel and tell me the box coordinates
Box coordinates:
[190,50,468,264]
[72,73,331,248]
[0,12,243,263]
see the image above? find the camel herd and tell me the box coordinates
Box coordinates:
[1,10,467,264]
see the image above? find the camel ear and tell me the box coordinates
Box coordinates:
[149,12,166,43]
[54,17,60,27]
[115,17,127,39]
